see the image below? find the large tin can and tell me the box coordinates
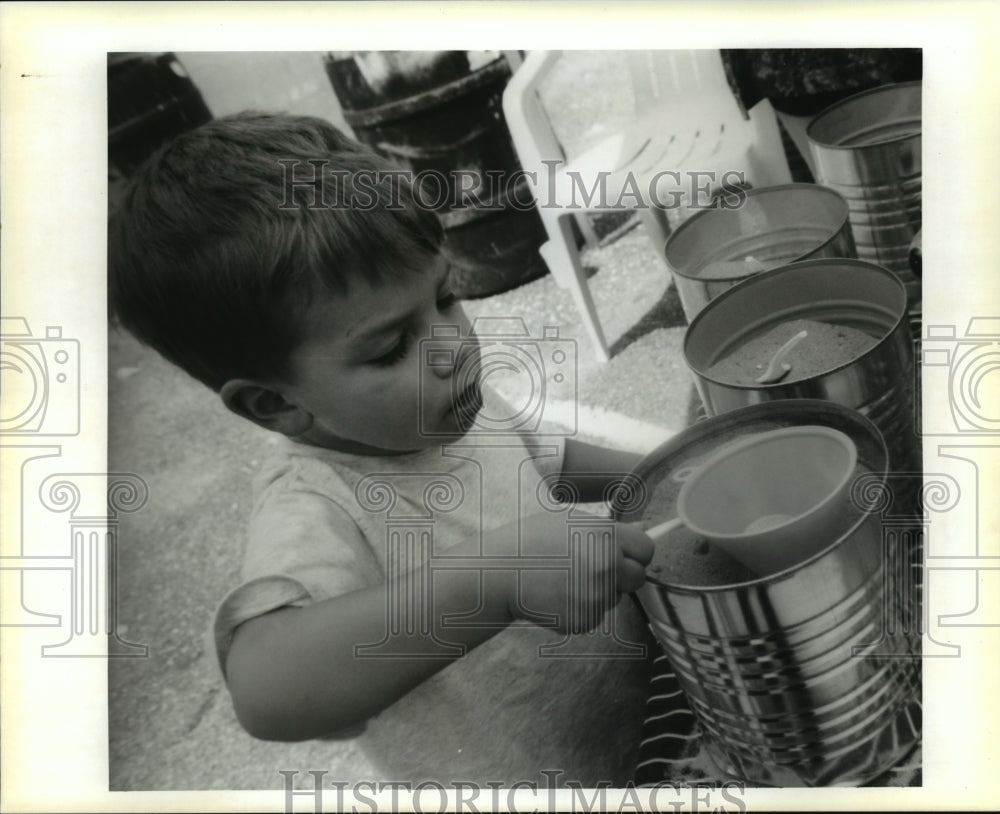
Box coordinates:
[616,400,921,786]
[664,183,856,322]
[682,258,920,477]
[807,82,922,308]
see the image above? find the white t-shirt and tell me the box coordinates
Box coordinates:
[213,422,653,786]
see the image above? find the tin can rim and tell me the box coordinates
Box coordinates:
[663,183,852,283]
[614,399,889,594]
[806,80,922,151]
[681,258,909,389]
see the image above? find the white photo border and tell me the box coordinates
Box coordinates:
[2,1,999,811]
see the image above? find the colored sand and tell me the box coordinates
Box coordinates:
[644,522,756,586]
[705,318,878,386]
[697,255,770,280]
[691,225,835,281]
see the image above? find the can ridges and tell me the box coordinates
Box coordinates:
[690,668,916,750]
[619,399,920,785]
[808,81,922,313]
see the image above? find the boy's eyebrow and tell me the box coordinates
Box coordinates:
[346,265,452,344]
[346,310,411,343]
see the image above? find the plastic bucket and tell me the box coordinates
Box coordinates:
[664,183,856,322]
[614,400,921,786]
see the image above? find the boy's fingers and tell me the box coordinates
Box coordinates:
[617,522,654,566]
[615,557,649,594]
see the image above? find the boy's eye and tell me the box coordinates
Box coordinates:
[370,332,412,367]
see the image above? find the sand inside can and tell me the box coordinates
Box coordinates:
[690,225,836,281]
[642,459,875,586]
[696,255,771,280]
[705,318,879,386]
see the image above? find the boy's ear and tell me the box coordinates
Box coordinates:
[220,379,313,437]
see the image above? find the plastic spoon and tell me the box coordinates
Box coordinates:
[755,329,808,384]
[645,518,681,540]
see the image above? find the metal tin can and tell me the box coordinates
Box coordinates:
[682,259,920,477]
[615,399,921,787]
[807,82,922,309]
[664,183,856,322]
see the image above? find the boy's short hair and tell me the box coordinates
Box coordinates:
[109,112,444,391]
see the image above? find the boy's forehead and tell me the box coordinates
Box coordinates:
[303,259,449,340]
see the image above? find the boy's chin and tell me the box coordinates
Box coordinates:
[298,411,483,454]
[292,426,425,456]
[423,414,476,444]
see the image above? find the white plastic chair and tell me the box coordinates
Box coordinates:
[502,50,793,361]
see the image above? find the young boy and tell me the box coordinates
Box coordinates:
[109,112,657,787]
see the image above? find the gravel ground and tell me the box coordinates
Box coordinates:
[108,51,699,791]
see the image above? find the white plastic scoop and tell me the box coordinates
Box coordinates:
[754,329,808,384]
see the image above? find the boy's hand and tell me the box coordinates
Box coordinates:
[227,513,654,741]
[611,521,656,592]
[489,513,653,636]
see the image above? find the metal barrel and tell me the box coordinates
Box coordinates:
[682,259,921,479]
[807,82,922,309]
[323,52,548,298]
[615,400,921,786]
[663,183,856,322]
[108,53,212,178]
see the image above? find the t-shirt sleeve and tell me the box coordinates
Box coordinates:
[212,487,381,678]
[519,430,566,480]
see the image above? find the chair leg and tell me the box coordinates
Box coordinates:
[638,205,672,268]
[774,110,818,179]
[574,211,601,249]
[747,99,794,187]
[539,215,610,363]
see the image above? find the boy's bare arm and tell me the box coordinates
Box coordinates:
[224,512,652,742]
[559,437,645,503]
[225,545,510,742]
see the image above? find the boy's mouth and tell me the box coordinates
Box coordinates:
[450,379,483,428]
